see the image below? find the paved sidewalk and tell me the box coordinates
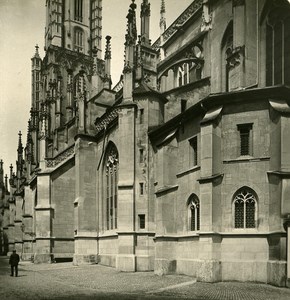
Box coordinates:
[0,257,290,299]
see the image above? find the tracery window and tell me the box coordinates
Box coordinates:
[233,188,257,229]
[104,143,118,230]
[188,194,200,231]
[178,62,201,87]
[266,8,290,86]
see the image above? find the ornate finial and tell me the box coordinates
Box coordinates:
[5,174,8,190]
[17,131,23,153]
[0,159,3,170]
[160,0,166,31]
[125,0,137,46]
[35,44,39,54]
[161,0,165,13]
[141,0,150,17]
[105,36,112,60]
[9,164,13,178]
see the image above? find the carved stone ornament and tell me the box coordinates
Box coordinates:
[46,146,75,168]
[95,108,120,134]
[226,46,244,70]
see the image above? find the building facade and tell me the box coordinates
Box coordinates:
[1,0,290,287]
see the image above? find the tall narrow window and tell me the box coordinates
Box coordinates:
[74,0,83,22]
[139,109,144,124]
[266,7,290,86]
[181,99,187,113]
[139,214,145,229]
[234,188,257,229]
[189,136,198,166]
[105,143,118,230]
[187,194,200,231]
[237,123,253,156]
[139,149,144,163]
[74,28,83,52]
[139,183,144,195]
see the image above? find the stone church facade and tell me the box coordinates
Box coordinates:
[1,0,290,287]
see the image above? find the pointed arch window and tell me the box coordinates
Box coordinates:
[187,194,200,231]
[233,188,257,229]
[104,143,118,230]
[265,2,290,86]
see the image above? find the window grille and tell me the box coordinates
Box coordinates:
[234,189,256,229]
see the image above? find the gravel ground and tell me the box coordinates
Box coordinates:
[1,257,290,300]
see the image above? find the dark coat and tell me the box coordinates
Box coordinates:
[9,253,20,266]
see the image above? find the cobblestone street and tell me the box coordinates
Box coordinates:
[0,257,290,300]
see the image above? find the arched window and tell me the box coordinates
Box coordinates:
[266,7,290,86]
[104,143,118,230]
[233,187,257,229]
[221,21,233,92]
[187,194,200,231]
[74,27,84,52]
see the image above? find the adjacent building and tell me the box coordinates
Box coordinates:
[1,0,290,287]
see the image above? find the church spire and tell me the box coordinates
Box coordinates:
[140,0,151,46]
[104,35,112,89]
[123,0,137,102]
[159,0,167,60]
[0,159,3,184]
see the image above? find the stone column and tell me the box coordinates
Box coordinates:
[73,135,98,265]
[116,105,136,271]
[14,194,23,254]
[22,186,35,261]
[34,173,53,263]
[198,107,223,282]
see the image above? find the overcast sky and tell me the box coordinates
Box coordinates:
[0,0,192,177]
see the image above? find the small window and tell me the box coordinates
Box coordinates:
[139,109,144,124]
[139,214,145,229]
[189,136,198,166]
[237,123,253,156]
[181,99,187,113]
[139,183,144,195]
[139,149,144,163]
[234,188,257,229]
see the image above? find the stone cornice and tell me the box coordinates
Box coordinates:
[153,0,203,50]
[46,145,75,168]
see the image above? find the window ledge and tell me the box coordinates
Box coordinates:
[155,185,179,196]
[223,156,270,164]
[176,166,200,178]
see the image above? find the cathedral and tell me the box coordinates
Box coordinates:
[1,0,290,287]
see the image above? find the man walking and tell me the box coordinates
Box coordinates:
[9,250,20,277]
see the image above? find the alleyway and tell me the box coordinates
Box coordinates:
[0,256,290,300]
